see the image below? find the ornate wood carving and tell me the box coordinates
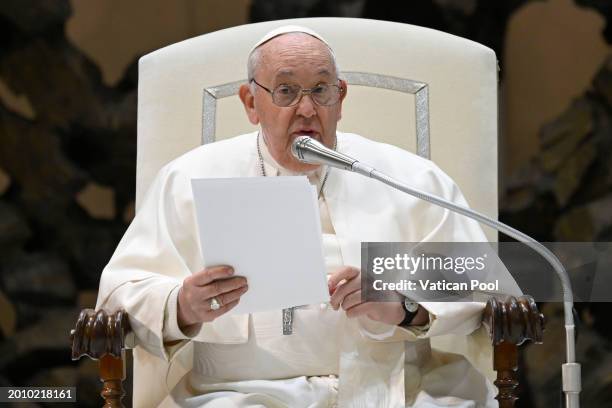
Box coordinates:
[70,309,131,407]
[71,309,130,360]
[483,295,545,408]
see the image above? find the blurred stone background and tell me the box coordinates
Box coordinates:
[0,0,610,406]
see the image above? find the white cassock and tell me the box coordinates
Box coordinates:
[96,131,504,407]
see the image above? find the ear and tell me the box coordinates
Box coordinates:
[239,83,259,125]
[336,79,348,122]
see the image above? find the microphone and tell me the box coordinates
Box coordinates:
[291,135,581,408]
[291,135,357,170]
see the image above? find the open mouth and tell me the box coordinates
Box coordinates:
[292,130,320,140]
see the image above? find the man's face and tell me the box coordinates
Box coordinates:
[239,33,347,172]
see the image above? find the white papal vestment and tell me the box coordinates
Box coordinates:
[96,131,500,407]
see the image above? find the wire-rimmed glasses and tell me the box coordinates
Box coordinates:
[251,79,344,107]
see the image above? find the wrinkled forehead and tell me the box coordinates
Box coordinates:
[262,33,334,63]
[255,34,337,81]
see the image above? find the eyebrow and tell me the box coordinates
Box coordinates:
[274,68,333,79]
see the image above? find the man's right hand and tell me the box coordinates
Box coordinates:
[177,265,248,330]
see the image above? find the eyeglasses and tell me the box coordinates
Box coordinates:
[250,79,344,107]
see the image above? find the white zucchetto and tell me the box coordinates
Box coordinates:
[248,25,334,55]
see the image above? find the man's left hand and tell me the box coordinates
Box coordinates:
[328,266,406,325]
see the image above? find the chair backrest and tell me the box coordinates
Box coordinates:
[136,17,499,407]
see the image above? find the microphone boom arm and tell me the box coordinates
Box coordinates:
[292,136,581,407]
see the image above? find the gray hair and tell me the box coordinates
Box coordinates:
[246,36,341,87]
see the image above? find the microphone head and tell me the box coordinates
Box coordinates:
[291,135,317,163]
[291,134,358,170]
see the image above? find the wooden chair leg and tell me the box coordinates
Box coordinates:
[100,353,126,408]
[494,341,519,408]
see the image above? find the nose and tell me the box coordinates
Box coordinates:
[295,93,317,118]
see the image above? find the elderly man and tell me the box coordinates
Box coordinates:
[96,26,497,407]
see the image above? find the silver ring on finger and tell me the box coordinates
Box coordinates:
[210,296,222,311]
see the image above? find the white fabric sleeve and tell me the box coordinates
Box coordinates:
[357,311,432,342]
[358,161,497,343]
[95,165,239,362]
[96,165,249,361]
[357,302,484,343]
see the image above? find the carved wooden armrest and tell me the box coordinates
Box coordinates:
[70,309,131,408]
[483,295,545,408]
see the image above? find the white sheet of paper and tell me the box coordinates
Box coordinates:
[191,176,329,315]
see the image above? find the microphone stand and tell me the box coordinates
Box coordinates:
[292,136,581,407]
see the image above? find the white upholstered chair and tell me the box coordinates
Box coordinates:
[70,18,544,408]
